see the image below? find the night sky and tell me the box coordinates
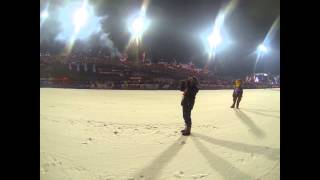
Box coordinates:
[40,0,280,75]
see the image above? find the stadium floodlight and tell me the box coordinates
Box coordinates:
[126,0,151,48]
[202,0,238,62]
[208,30,222,49]
[40,7,50,28]
[56,0,103,41]
[131,17,144,35]
[205,24,223,61]
[253,43,270,74]
[73,7,88,32]
[258,44,268,53]
[128,14,150,45]
[41,10,49,20]
[55,0,104,55]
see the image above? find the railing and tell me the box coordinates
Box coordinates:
[40,80,280,90]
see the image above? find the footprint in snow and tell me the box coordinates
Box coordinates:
[174,171,184,178]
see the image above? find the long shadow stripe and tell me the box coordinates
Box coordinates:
[234,109,266,138]
[193,133,280,161]
[133,136,187,179]
[192,136,253,180]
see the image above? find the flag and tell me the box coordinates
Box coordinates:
[76,63,80,72]
[142,52,146,63]
[84,63,88,72]
[173,59,177,65]
[255,76,259,83]
[120,53,128,62]
[92,64,96,73]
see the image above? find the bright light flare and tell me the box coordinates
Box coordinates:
[264,16,280,45]
[40,4,50,28]
[132,17,144,35]
[203,0,238,61]
[258,44,268,53]
[73,6,88,32]
[127,0,151,47]
[41,11,49,19]
[204,17,224,60]
[128,15,150,45]
[208,29,222,48]
[56,0,102,42]
[252,16,279,74]
[253,43,269,74]
[252,16,279,73]
[55,0,104,55]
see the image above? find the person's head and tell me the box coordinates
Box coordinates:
[188,76,199,87]
[180,80,187,91]
[235,79,242,88]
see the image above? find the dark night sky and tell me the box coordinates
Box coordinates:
[40,0,280,74]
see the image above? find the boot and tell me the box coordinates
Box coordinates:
[236,99,240,109]
[230,99,236,108]
[231,97,236,108]
[182,126,191,136]
[181,124,187,133]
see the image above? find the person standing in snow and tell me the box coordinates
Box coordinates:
[230,79,243,109]
[180,76,199,136]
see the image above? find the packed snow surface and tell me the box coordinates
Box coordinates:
[40,88,280,180]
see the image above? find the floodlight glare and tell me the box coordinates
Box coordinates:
[128,14,150,45]
[125,0,151,48]
[258,44,268,53]
[208,32,222,48]
[73,7,88,30]
[253,44,270,74]
[41,10,49,19]
[40,8,50,28]
[55,0,104,55]
[202,0,238,62]
[129,16,149,37]
[132,17,144,35]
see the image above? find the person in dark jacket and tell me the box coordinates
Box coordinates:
[180,76,199,136]
[230,79,243,109]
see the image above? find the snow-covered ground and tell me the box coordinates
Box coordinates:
[40,88,280,180]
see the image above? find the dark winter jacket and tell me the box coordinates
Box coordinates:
[181,85,199,108]
[233,86,243,97]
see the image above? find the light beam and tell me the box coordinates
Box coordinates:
[253,16,279,73]
[73,5,88,32]
[55,0,104,55]
[258,44,268,53]
[40,3,50,28]
[204,0,238,61]
[127,0,151,47]
[41,11,49,19]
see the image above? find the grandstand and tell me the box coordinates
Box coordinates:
[40,54,279,90]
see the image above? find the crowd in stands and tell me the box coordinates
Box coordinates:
[40,53,280,90]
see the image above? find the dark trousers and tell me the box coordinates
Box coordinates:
[232,95,242,107]
[182,103,193,127]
